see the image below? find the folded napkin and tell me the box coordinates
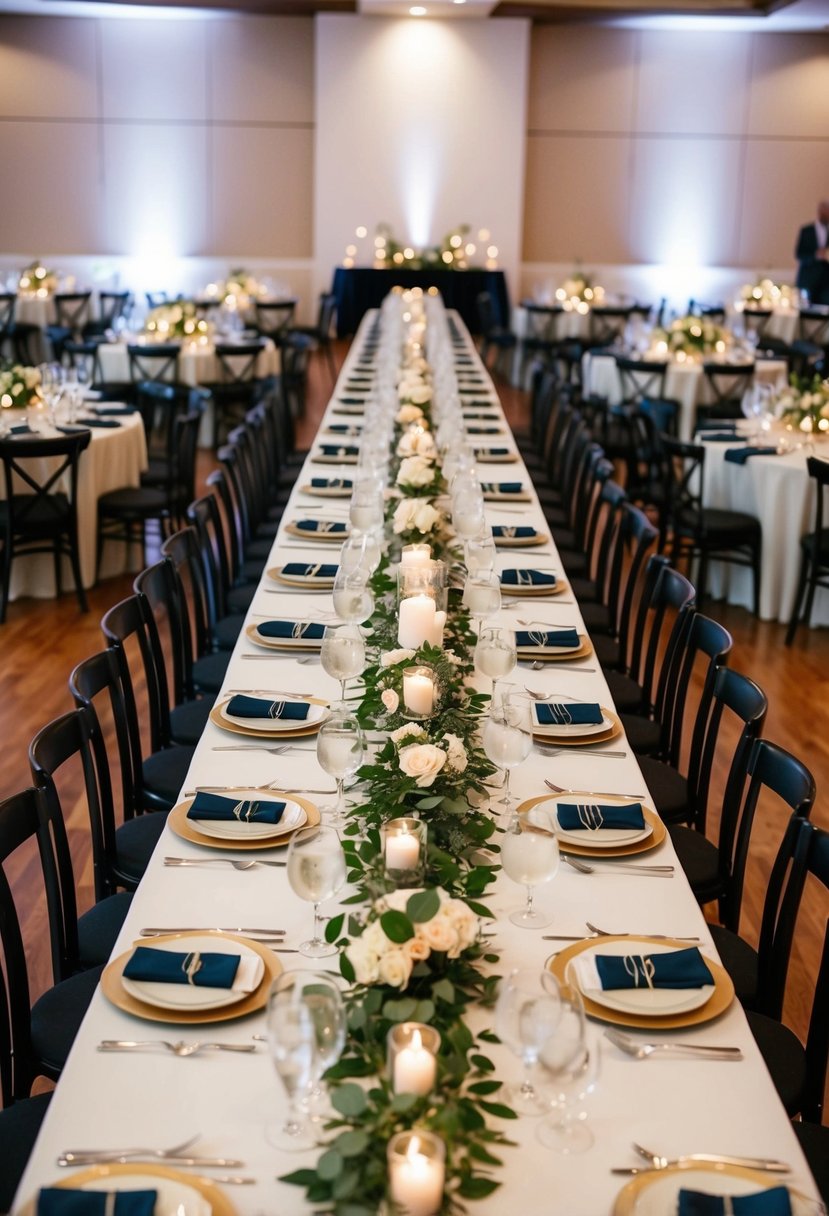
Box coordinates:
[8,422,32,435]
[467,426,502,435]
[327,424,361,434]
[516,627,579,648]
[556,801,645,831]
[700,433,747,443]
[56,425,90,435]
[493,525,537,539]
[678,1187,793,1216]
[226,694,311,721]
[38,1189,157,1216]
[724,446,780,465]
[311,477,352,490]
[257,619,325,641]
[339,397,367,405]
[696,421,737,433]
[123,945,241,988]
[319,445,359,457]
[587,946,714,991]
[483,482,523,495]
[294,519,348,534]
[282,562,339,579]
[187,790,287,824]
[501,568,557,587]
[476,447,511,457]
[95,405,137,416]
[459,387,481,394]
[534,702,604,726]
[82,417,121,429]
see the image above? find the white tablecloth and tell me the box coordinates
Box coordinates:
[13,313,820,1214]
[701,436,829,626]
[583,354,789,442]
[97,338,280,390]
[1,412,147,599]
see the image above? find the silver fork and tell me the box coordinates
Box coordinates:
[520,662,597,673]
[240,654,321,662]
[163,856,287,870]
[603,1030,742,1061]
[544,779,648,799]
[535,745,628,759]
[629,1141,789,1172]
[98,1040,258,1056]
[585,921,700,942]
[563,854,673,877]
[211,745,312,755]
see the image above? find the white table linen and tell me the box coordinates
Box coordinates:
[13,312,820,1215]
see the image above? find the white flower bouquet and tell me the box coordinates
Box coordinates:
[651,314,729,359]
[145,298,210,341]
[776,374,829,434]
[0,363,41,410]
[18,261,58,296]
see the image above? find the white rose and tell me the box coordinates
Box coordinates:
[347,936,380,985]
[378,888,412,914]
[442,732,468,773]
[396,404,424,425]
[362,920,390,952]
[397,430,436,459]
[443,650,463,668]
[441,900,479,954]
[12,382,23,397]
[390,722,427,745]
[402,383,433,406]
[24,368,40,389]
[399,742,447,788]
[413,502,440,534]
[377,948,413,989]
[393,499,417,534]
[381,688,400,713]
[419,917,458,953]
[397,456,435,489]
[382,648,416,668]
[404,935,432,962]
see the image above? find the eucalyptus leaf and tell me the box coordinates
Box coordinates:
[331,1083,368,1117]
[406,888,441,923]
[317,1149,344,1181]
[380,909,415,943]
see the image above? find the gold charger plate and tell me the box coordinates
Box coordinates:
[483,490,532,502]
[267,565,337,590]
[284,521,350,543]
[494,531,550,548]
[101,931,282,1025]
[475,451,519,464]
[209,696,327,740]
[517,793,666,857]
[501,577,569,598]
[532,707,621,747]
[312,453,358,464]
[169,791,321,851]
[516,634,593,662]
[549,935,734,1030]
[244,623,322,652]
[613,1163,815,1216]
[300,483,353,497]
[25,1163,237,1216]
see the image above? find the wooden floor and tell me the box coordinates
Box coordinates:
[2,340,827,1114]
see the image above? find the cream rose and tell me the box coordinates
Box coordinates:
[442,732,468,773]
[381,648,416,668]
[397,456,435,490]
[400,383,433,406]
[390,722,427,745]
[397,429,437,459]
[347,936,381,985]
[398,742,447,788]
[413,502,440,534]
[381,688,400,713]
[396,403,425,425]
[419,917,458,953]
[404,935,432,962]
[377,948,413,989]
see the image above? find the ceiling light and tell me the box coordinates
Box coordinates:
[409,6,427,14]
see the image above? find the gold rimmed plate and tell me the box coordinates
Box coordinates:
[493,530,550,548]
[169,791,321,850]
[101,932,282,1025]
[517,792,666,857]
[284,521,350,543]
[549,936,734,1030]
[312,452,359,465]
[516,634,593,662]
[532,707,622,747]
[613,1164,816,1216]
[483,489,532,502]
[267,565,337,590]
[500,573,569,598]
[208,696,328,740]
[21,1164,237,1216]
[300,482,353,497]
[475,451,519,464]
[244,623,323,652]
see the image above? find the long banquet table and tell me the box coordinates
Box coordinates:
[12,310,821,1215]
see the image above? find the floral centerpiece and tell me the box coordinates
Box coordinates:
[144,298,210,341]
[18,261,58,296]
[372,222,486,271]
[0,363,41,411]
[555,269,605,313]
[651,314,729,360]
[775,374,829,434]
[738,277,797,310]
[203,267,267,309]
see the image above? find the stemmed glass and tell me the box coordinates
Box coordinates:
[265,995,318,1150]
[536,979,601,1153]
[474,625,516,704]
[316,711,365,825]
[482,687,533,816]
[286,824,347,958]
[452,492,486,542]
[270,971,346,1124]
[332,568,375,627]
[349,484,384,532]
[463,570,501,634]
[495,967,562,1115]
[500,810,560,929]
[320,624,366,706]
[464,531,497,576]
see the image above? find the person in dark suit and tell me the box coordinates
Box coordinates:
[795,200,829,305]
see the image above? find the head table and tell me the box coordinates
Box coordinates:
[12,306,820,1216]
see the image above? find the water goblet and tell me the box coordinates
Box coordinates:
[316,710,365,825]
[452,493,486,542]
[286,824,347,958]
[495,967,562,1115]
[462,570,501,634]
[474,625,516,704]
[320,623,365,706]
[482,688,533,816]
[500,810,559,929]
[332,568,375,626]
[270,971,346,1122]
[265,994,318,1150]
[464,531,497,576]
[536,979,601,1154]
[349,484,384,532]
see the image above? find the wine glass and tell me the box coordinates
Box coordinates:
[482,688,533,816]
[316,711,365,825]
[462,570,501,634]
[495,967,562,1115]
[500,810,559,929]
[536,978,601,1154]
[452,492,486,541]
[475,625,516,704]
[320,624,365,706]
[332,568,375,627]
[464,531,497,576]
[286,824,347,958]
[270,970,346,1121]
[349,484,384,532]
[742,382,770,438]
[265,993,318,1150]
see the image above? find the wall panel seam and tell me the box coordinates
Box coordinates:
[525,128,829,143]
[0,116,315,130]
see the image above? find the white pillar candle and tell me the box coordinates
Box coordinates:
[401,544,432,570]
[385,828,421,872]
[403,671,434,717]
[398,595,436,648]
[429,610,447,648]
[393,1028,436,1095]
[388,1134,445,1216]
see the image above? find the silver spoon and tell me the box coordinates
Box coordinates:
[563,855,673,877]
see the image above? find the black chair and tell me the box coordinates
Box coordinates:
[82,290,132,340]
[0,292,38,364]
[476,290,517,376]
[46,291,92,361]
[786,456,829,644]
[208,340,266,446]
[585,305,632,351]
[161,528,231,696]
[688,300,726,323]
[145,291,168,309]
[0,428,91,623]
[281,335,312,423]
[662,436,762,616]
[698,362,756,424]
[517,303,566,384]
[287,292,338,383]
[127,342,180,389]
[254,298,297,347]
[579,503,659,673]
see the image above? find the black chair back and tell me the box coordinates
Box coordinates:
[255,299,297,343]
[615,357,669,408]
[52,292,91,335]
[0,788,42,1102]
[127,343,180,385]
[587,306,632,348]
[213,341,266,386]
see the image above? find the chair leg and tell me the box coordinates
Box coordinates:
[697,552,709,605]
[69,539,88,613]
[324,343,337,386]
[800,567,820,639]
[0,540,10,624]
[752,540,761,619]
[785,556,810,646]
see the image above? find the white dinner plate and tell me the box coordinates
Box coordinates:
[532,703,612,737]
[121,935,262,1012]
[250,624,324,650]
[526,795,653,847]
[619,1168,816,1216]
[23,1172,213,1216]
[516,639,582,657]
[267,566,338,589]
[189,796,307,841]
[568,940,715,1017]
[220,698,327,733]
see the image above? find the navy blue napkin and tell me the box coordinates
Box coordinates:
[38,1190,157,1215]
[500,568,557,587]
[678,1187,793,1215]
[339,397,367,405]
[282,562,339,579]
[535,702,604,726]
[226,694,310,721]
[327,424,360,433]
[319,445,359,457]
[724,446,780,465]
[82,417,121,429]
[8,422,32,435]
[493,525,537,539]
[295,519,348,534]
[556,802,645,831]
[467,426,502,435]
[257,619,325,641]
[187,791,287,824]
[700,433,747,443]
[483,482,523,494]
[94,405,137,416]
[476,447,511,457]
[515,627,579,648]
[123,945,241,988]
[311,478,352,490]
[595,947,714,990]
[56,425,90,435]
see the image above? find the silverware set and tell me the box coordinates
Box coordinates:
[562,854,674,877]
[603,1029,742,1062]
[543,922,700,943]
[139,926,286,942]
[611,1141,788,1176]
[98,1039,258,1057]
[163,855,286,870]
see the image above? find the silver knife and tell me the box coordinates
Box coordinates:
[611,1154,791,1175]
[59,1153,245,1168]
[139,927,286,938]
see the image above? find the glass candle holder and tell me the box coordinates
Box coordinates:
[397,561,448,649]
[382,817,427,886]
[400,543,432,571]
[387,1022,441,1096]
[402,665,437,719]
[387,1130,445,1216]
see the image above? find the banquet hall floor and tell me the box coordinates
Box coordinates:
[1,339,827,1111]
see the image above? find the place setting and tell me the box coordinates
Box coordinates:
[167,786,321,851]
[21,1163,239,1216]
[266,561,339,590]
[299,476,354,498]
[474,446,520,464]
[283,517,351,542]
[527,695,623,748]
[311,443,361,464]
[208,692,330,741]
[491,524,550,547]
[245,617,326,652]
[499,566,569,596]
[481,481,532,502]
[514,623,593,662]
[612,1161,821,1216]
[518,788,666,858]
